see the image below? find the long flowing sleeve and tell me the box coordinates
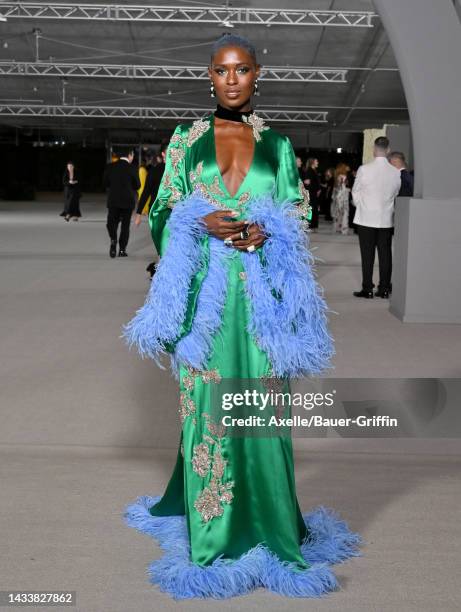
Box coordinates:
[148,124,189,256]
[239,133,333,378]
[123,120,217,371]
[275,136,312,222]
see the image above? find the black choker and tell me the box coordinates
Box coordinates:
[214,103,254,123]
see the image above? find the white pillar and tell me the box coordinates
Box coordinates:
[374,0,461,323]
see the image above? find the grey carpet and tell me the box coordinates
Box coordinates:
[1,195,460,611]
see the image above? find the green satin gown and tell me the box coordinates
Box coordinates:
[147,113,313,569]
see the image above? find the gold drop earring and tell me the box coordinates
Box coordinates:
[210,81,215,98]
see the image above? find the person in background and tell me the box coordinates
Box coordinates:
[352,136,401,299]
[305,157,321,232]
[348,168,358,233]
[103,146,140,258]
[335,163,350,180]
[135,145,167,221]
[60,161,82,221]
[388,151,414,197]
[134,143,167,278]
[331,164,351,235]
[320,167,334,221]
[137,155,150,208]
[295,155,303,179]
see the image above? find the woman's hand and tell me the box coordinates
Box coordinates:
[202,210,247,240]
[227,222,267,251]
[202,210,267,251]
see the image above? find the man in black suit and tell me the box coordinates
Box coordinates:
[103,147,141,258]
[389,151,414,197]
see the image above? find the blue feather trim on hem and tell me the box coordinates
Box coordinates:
[123,495,363,599]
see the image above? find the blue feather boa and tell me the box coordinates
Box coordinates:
[122,189,334,378]
[122,191,216,372]
[123,494,362,599]
[170,236,235,378]
[241,193,334,377]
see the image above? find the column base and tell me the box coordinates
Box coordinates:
[391,197,461,324]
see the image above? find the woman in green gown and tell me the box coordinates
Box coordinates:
[123,33,361,599]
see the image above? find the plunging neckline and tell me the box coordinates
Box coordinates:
[211,113,256,200]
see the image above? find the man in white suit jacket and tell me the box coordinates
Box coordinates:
[352,136,401,299]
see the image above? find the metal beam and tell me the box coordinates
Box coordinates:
[0,3,377,27]
[0,104,328,122]
[0,61,347,83]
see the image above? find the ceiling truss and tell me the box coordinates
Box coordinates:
[0,104,328,123]
[0,3,377,27]
[0,61,348,83]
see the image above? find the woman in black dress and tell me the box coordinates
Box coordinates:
[61,162,82,221]
[305,157,321,231]
[320,167,335,221]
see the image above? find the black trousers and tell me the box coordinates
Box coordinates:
[308,196,319,229]
[106,207,132,250]
[356,224,393,291]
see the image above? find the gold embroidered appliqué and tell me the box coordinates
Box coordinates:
[191,442,211,477]
[181,366,234,523]
[236,190,251,214]
[169,146,185,172]
[186,117,211,147]
[242,112,270,142]
[188,160,230,210]
[193,413,234,522]
[178,391,196,424]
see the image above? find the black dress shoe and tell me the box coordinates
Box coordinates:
[109,241,117,258]
[146,262,156,278]
[353,289,374,299]
[118,249,128,257]
[375,289,390,298]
